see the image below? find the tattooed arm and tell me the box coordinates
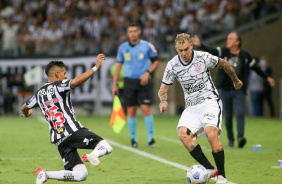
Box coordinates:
[158,83,169,113]
[217,58,243,90]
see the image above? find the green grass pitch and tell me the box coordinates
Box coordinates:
[0,115,281,184]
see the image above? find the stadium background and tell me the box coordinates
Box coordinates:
[0,0,281,117]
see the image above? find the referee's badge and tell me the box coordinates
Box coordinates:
[138,53,144,59]
[124,54,131,60]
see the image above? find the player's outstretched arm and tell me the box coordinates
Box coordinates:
[158,83,169,113]
[217,58,243,90]
[21,105,33,118]
[71,54,106,89]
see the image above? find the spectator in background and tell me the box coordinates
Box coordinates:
[192,32,275,148]
[0,17,19,56]
[259,56,275,117]
[248,59,264,116]
[44,22,63,56]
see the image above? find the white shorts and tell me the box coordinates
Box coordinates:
[177,99,223,137]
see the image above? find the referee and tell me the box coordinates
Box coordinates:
[192,32,275,148]
[112,24,159,147]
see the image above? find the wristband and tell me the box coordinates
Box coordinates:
[146,70,151,74]
[92,66,98,72]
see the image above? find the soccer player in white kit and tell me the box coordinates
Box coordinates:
[158,33,243,184]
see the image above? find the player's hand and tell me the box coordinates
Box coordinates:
[20,108,33,117]
[233,79,243,90]
[112,84,119,96]
[191,35,201,47]
[95,54,106,69]
[139,72,150,86]
[267,77,275,87]
[159,101,168,113]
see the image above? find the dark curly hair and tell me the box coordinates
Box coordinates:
[45,60,65,77]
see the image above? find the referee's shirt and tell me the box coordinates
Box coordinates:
[25,79,83,143]
[116,40,158,79]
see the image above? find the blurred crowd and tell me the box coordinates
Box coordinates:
[0,0,281,57]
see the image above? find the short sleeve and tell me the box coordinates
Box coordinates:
[56,79,72,92]
[204,52,219,69]
[148,42,158,59]
[116,46,124,63]
[162,62,176,85]
[25,94,38,108]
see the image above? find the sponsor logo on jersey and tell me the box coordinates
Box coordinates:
[186,97,205,106]
[138,53,144,59]
[124,53,131,60]
[183,79,205,94]
[57,127,64,134]
[204,113,216,120]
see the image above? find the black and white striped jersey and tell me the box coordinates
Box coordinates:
[25,79,83,143]
[162,50,220,108]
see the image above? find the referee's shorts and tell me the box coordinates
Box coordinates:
[124,77,152,106]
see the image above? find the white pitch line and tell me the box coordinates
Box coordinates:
[106,139,237,184]
[107,139,189,170]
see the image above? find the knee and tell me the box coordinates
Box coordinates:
[77,170,88,181]
[206,133,219,146]
[178,132,192,142]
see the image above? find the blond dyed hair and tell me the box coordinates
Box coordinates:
[175,33,191,45]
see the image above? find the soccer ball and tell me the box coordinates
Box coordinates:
[186,165,208,184]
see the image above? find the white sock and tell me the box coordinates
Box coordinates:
[46,164,88,181]
[91,140,113,158]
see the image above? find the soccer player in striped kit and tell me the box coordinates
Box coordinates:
[158,33,242,183]
[21,54,113,184]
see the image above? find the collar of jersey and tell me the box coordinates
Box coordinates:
[178,51,194,66]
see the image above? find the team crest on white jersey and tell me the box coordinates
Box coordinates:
[193,63,203,73]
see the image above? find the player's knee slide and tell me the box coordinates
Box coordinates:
[76,170,88,181]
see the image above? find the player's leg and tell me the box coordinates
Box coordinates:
[233,90,246,148]
[177,108,215,171]
[219,89,234,147]
[202,99,227,183]
[139,81,155,146]
[178,126,216,171]
[37,147,89,183]
[66,128,113,165]
[43,164,88,182]
[124,78,138,146]
[205,126,225,178]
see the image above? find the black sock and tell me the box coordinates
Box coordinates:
[189,144,214,169]
[212,150,225,178]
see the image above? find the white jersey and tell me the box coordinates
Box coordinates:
[162,50,220,108]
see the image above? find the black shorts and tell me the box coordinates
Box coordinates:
[56,128,103,170]
[124,78,152,106]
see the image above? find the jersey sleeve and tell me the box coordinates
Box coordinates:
[116,46,124,63]
[25,94,39,108]
[162,62,176,85]
[148,42,158,59]
[57,79,72,92]
[203,52,219,69]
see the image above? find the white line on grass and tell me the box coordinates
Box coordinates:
[106,139,237,184]
[155,135,210,151]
